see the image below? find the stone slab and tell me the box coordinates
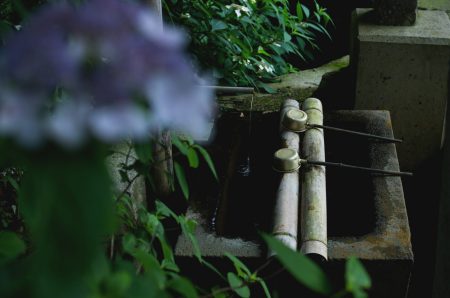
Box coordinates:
[353,8,450,170]
[218,56,349,112]
[357,8,450,45]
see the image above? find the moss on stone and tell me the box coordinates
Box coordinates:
[218,56,350,112]
[419,0,450,11]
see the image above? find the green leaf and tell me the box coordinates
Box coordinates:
[283,31,291,42]
[194,145,218,180]
[145,214,164,237]
[352,288,368,298]
[146,263,167,290]
[257,46,270,57]
[133,249,160,272]
[322,11,334,26]
[302,4,310,18]
[211,287,228,298]
[306,22,331,40]
[155,200,178,220]
[187,147,199,168]
[106,270,132,296]
[5,175,19,192]
[134,142,153,164]
[346,257,371,292]
[0,231,26,264]
[261,233,332,295]
[224,252,251,277]
[256,82,277,94]
[122,233,137,253]
[296,2,303,21]
[227,272,250,298]
[157,235,177,269]
[174,162,189,199]
[178,216,201,259]
[172,134,190,156]
[211,19,228,31]
[161,259,180,272]
[168,276,198,298]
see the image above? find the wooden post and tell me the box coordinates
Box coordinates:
[271,99,300,252]
[151,131,174,198]
[147,0,163,24]
[300,97,328,260]
[147,0,174,198]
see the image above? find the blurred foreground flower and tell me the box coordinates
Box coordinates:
[0,0,214,148]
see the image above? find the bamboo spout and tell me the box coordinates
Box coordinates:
[270,99,300,253]
[300,98,328,260]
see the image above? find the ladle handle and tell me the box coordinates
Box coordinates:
[302,160,413,176]
[201,86,254,94]
[308,124,403,143]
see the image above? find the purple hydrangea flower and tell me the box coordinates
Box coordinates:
[0,0,215,148]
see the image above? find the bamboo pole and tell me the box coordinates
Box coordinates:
[270,99,300,253]
[300,98,328,260]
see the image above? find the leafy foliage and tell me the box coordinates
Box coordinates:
[0,136,372,298]
[0,1,371,298]
[263,234,372,298]
[345,257,372,298]
[262,233,333,295]
[0,231,25,265]
[163,0,331,91]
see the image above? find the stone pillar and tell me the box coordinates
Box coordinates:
[352,8,450,171]
[373,0,418,25]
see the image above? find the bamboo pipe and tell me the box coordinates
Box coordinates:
[300,98,328,260]
[270,99,300,253]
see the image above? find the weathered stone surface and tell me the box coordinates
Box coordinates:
[419,0,450,19]
[356,8,450,45]
[374,0,418,25]
[174,209,261,257]
[175,110,413,298]
[352,8,450,170]
[108,143,146,209]
[218,56,349,112]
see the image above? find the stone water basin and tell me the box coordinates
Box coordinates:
[175,109,413,297]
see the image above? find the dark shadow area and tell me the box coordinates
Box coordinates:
[214,112,280,240]
[403,156,441,298]
[288,0,373,69]
[324,118,376,237]
[204,111,377,240]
